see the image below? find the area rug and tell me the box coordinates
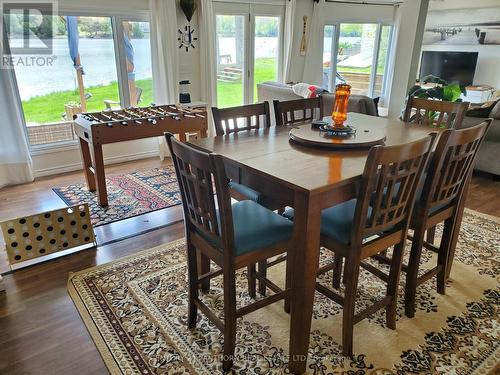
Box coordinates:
[68,209,499,374]
[53,166,181,226]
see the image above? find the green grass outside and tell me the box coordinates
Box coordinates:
[22,78,153,124]
[21,57,372,123]
[216,57,277,108]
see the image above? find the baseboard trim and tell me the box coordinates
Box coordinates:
[33,150,160,178]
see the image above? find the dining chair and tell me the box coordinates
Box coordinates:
[165,133,293,371]
[403,96,469,129]
[283,134,436,356]
[400,120,492,318]
[273,97,323,126]
[403,96,470,246]
[212,102,271,136]
[211,102,271,204]
[212,102,286,297]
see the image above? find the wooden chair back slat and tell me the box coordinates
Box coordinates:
[352,134,437,244]
[212,102,271,136]
[403,97,469,129]
[273,97,323,126]
[421,119,492,213]
[166,133,234,251]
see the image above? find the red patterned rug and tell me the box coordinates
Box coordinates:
[53,166,181,226]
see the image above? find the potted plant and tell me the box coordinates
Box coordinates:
[403,75,467,122]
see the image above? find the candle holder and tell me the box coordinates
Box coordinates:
[331,83,351,128]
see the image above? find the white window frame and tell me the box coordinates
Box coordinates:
[4,8,153,152]
[323,22,394,99]
[213,1,284,105]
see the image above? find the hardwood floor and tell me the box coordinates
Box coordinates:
[0,158,499,374]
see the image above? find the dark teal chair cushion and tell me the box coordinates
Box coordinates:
[283,199,370,245]
[229,181,263,204]
[197,200,293,256]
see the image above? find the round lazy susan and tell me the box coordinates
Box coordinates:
[289,120,386,149]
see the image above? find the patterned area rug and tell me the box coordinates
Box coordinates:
[68,209,500,374]
[53,166,181,226]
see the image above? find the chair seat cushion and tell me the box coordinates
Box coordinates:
[229,181,263,203]
[232,201,293,255]
[283,199,370,245]
[198,200,293,256]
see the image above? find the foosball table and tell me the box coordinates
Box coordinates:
[73,104,208,206]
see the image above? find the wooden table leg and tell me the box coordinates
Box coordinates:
[79,138,96,192]
[91,143,108,206]
[288,191,322,374]
[179,132,187,142]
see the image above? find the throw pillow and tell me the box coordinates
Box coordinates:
[490,99,500,119]
[466,99,499,118]
[292,83,327,99]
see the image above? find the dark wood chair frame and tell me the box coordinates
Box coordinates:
[403,96,470,245]
[372,120,492,318]
[315,134,436,356]
[403,96,469,129]
[212,102,271,136]
[273,97,324,126]
[165,133,292,372]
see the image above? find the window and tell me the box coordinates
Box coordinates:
[214,3,283,108]
[323,23,393,102]
[2,12,153,147]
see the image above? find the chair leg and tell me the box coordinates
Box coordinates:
[257,260,267,296]
[332,254,343,289]
[187,242,199,329]
[386,241,405,329]
[405,225,426,319]
[198,251,211,292]
[284,256,291,314]
[222,266,237,372]
[437,217,454,295]
[247,264,256,298]
[426,226,436,245]
[342,257,360,357]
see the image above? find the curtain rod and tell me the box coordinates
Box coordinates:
[321,0,402,5]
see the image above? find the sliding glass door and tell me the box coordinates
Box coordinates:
[214,2,283,108]
[323,22,393,100]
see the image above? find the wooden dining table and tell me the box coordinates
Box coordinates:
[189,112,445,374]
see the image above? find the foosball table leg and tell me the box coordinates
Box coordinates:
[79,138,96,192]
[92,143,109,206]
[179,132,187,142]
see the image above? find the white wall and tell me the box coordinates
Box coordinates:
[386,0,429,118]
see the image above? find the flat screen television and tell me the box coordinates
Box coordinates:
[419,51,478,86]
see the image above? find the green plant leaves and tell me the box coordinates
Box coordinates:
[443,84,462,102]
[407,75,466,103]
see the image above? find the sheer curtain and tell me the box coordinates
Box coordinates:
[199,0,217,137]
[302,0,325,86]
[0,64,34,188]
[281,0,296,83]
[150,0,179,159]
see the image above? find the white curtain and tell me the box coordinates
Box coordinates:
[199,0,217,137]
[150,0,179,159]
[0,64,34,189]
[281,0,296,83]
[302,0,325,86]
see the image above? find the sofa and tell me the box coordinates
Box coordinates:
[257,81,378,126]
[461,100,500,177]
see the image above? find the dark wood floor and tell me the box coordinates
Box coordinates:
[0,158,499,374]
